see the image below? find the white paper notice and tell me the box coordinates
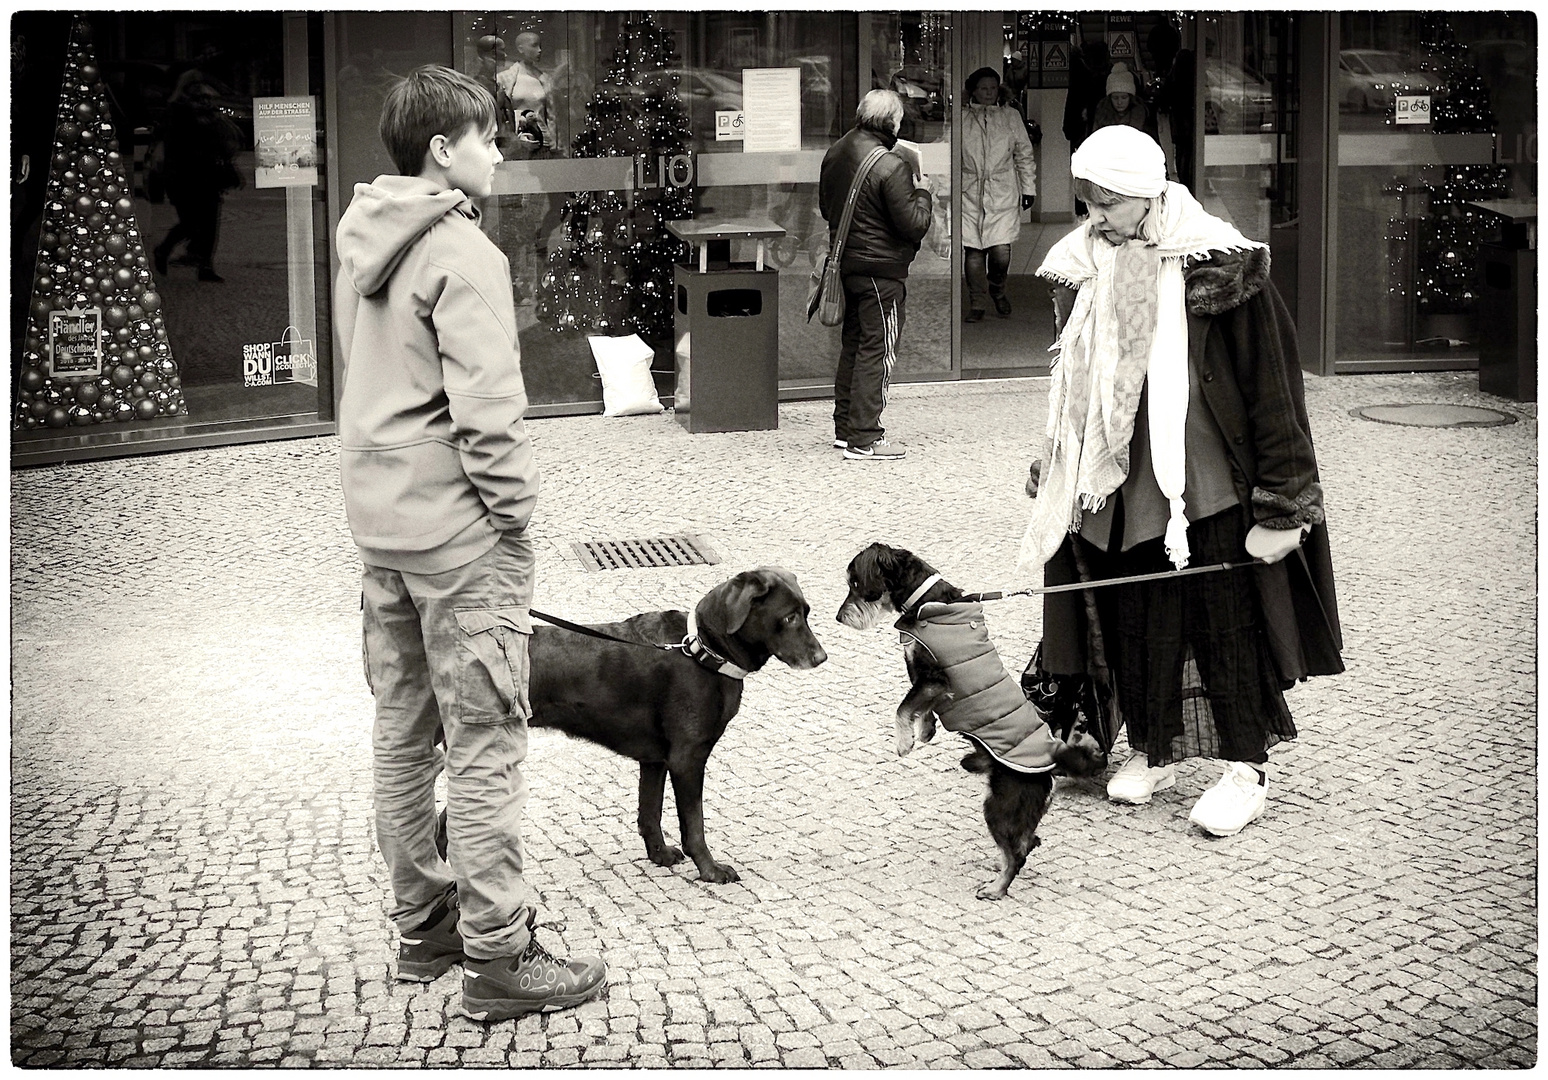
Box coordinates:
[741,68,802,153]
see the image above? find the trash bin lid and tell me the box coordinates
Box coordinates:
[667,217,787,243]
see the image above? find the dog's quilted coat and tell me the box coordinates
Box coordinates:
[908,600,1060,774]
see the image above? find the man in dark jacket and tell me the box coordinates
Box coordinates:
[819,89,933,460]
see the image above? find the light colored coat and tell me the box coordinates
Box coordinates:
[961,104,1037,250]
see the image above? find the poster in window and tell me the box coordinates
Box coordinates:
[741,68,802,154]
[47,307,103,378]
[254,96,319,188]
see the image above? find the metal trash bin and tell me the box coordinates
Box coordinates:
[667,218,787,433]
[1471,199,1536,402]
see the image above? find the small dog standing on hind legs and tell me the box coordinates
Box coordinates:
[837,542,1106,899]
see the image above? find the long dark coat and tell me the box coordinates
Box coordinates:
[1042,246,1343,688]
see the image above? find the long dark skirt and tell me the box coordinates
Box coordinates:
[1041,506,1295,766]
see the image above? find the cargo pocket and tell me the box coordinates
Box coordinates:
[453,607,532,725]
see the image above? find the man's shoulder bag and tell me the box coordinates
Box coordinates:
[807,145,889,326]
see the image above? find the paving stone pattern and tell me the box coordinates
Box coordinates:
[11,371,1536,1067]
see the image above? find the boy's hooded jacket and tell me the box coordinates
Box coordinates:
[334,175,538,575]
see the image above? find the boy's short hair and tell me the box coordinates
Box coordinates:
[379,64,497,176]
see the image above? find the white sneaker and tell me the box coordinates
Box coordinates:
[1105,752,1176,804]
[1188,763,1267,836]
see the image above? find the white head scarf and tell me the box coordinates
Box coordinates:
[1071,124,1167,198]
[1018,129,1266,577]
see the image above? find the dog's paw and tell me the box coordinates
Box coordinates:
[1054,729,1108,778]
[975,880,1010,901]
[697,861,740,884]
[648,845,685,867]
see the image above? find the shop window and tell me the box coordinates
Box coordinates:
[1332,11,1536,370]
[11,11,331,462]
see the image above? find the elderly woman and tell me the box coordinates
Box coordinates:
[1019,125,1342,836]
[961,67,1037,322]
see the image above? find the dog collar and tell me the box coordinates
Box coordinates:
[899,573,943,616]
[684,610,749,680]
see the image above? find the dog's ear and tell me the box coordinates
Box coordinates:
[702,568,780,635]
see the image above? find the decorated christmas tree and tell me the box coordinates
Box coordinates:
[535,13,694,343]
[1414,14,1496,135]
[15,17,185,431]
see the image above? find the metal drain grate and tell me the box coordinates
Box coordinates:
[572,534,721,572]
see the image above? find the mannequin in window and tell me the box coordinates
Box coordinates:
[495,30,554,159]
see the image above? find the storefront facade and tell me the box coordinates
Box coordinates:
[10,10,1536,465]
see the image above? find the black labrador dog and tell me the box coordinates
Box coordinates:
[837,543,1104,899]
[441,567,826,884]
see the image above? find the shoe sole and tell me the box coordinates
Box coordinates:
[843,451,906,460]
[397,952,464,982]
[1107,771,1176,805]
[1190,801,1266,837]
[460,978,607,1022]
[833,440,847,449]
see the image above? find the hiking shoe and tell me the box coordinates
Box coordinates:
[1106,752,1176,805]
[844,438,906,461]
[993,293,1013,317]
[397,888,464,982]
[461,913,607,1021]
[1188,762,1267,836]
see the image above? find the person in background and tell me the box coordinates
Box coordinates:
[1019,125,1342,837]
[1092,62,1159,141]
[334,63,606,1022]
[960,67,1037,323]
[818,89,933,461]
[153,70,242,284]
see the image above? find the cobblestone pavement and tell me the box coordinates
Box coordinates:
[10,371,1536,1068]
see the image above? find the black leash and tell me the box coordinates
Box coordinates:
[528,608,678,651]
[528,607,750,679]
[961,560,1258,602]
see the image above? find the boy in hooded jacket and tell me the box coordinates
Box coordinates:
[333,64,605,1022]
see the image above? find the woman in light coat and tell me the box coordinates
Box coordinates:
[961,67,1037,321]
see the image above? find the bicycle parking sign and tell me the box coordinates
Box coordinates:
[715,109,744,141]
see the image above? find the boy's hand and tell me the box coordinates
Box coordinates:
[509,631,532,720]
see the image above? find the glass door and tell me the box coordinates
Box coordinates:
[1198,13,1301,318]
[959,12,1193,376]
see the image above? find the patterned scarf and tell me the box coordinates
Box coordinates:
[1018,183,1264,576]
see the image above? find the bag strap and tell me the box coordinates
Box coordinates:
[829,145,891,263]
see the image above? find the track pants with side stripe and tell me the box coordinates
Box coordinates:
[834,274,906,450]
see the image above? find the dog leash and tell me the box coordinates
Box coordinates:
[962,559,1258,602]
[528,608,749,680]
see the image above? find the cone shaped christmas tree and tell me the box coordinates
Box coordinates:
[15,16,185,431]
[535,13,694,343]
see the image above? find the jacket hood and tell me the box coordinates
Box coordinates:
[337,175,475,296]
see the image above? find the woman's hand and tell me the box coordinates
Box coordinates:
[1025,460,1042,499]
[1245,523,1311,564]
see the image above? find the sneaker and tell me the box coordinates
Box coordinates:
[397,888,464,982]
[832,438,848,449]
[1188,762,1267,836]
[844,438,906,461]
[1105,752,1176,805]
[993,293,1013,317]
[461,912,607,1021]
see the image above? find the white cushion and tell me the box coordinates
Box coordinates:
[588,334,664,418]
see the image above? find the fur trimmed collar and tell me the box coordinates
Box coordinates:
[1185,246,1271,316]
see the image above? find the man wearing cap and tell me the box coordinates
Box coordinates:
[1017,125,1342,837]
